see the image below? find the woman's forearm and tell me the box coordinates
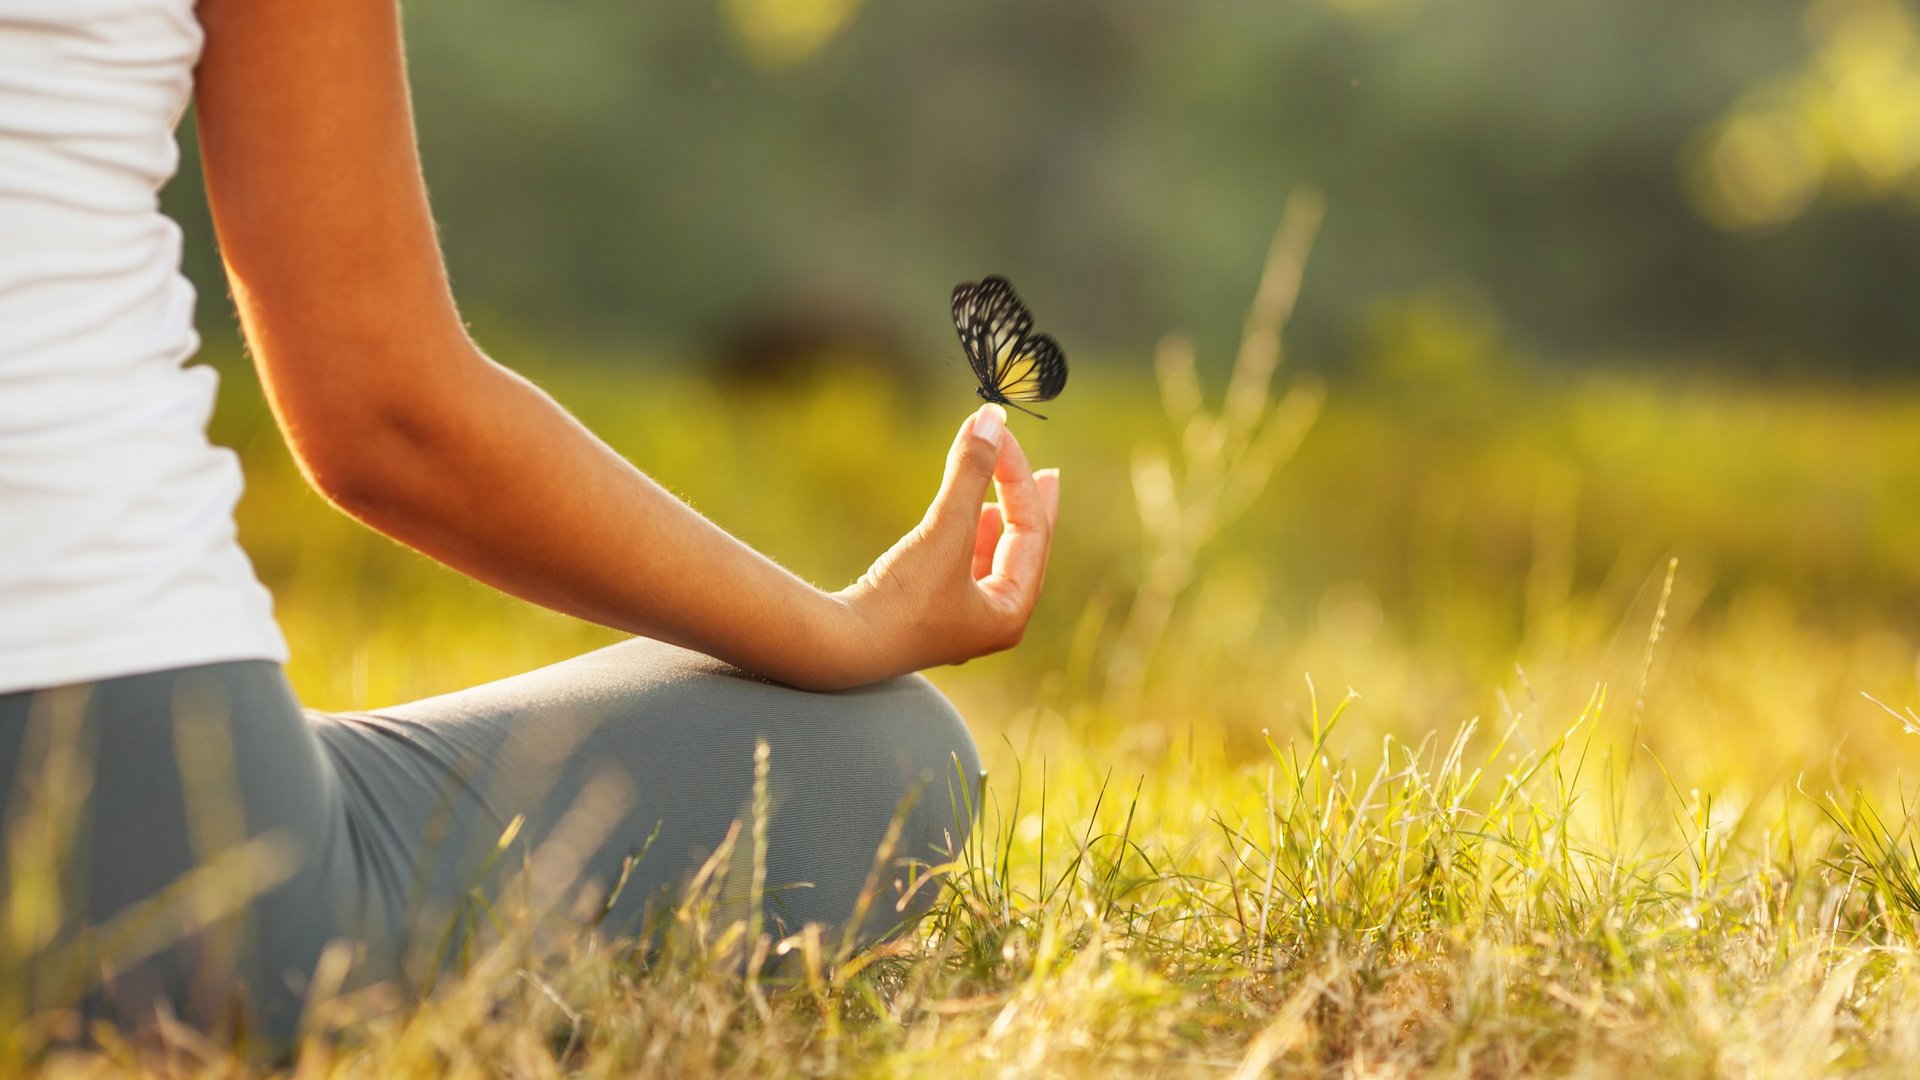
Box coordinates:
[314,341,866,690]
[192,0,866,689]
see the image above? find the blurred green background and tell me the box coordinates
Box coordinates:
[168,0,1920,376]
[172,0,1920,790]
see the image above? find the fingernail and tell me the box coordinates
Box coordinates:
[975,404,1005,444]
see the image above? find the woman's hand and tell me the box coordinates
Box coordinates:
[833,404,1062,682]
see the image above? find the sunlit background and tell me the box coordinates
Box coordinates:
[165,0,1920,793]
[4,2,1907,1069]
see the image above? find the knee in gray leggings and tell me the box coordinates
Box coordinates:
[609,667,987,952]
[345,641,986,966]
[809,674,984,937]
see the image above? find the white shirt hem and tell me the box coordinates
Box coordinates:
[0,626,292,697]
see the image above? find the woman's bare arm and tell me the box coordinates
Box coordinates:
[192,0,1058,691]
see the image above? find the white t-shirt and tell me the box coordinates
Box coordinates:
[0,0,288,694]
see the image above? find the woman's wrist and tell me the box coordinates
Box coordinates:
[809,581,908,690]
[808,587,870,689]
[752,583,885,692]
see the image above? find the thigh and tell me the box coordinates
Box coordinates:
[0,662,359,1046]
[317,636,982,966]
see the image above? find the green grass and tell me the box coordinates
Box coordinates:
[12,235,1920,1075]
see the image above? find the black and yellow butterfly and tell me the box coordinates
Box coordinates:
[951,275,1068,419]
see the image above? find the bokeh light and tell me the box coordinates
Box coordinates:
[1688,0,1920,232]
[1686,111,1826,232]
[724,0,865,69]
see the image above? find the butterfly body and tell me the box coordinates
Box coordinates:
[951,275,1068,419]
[975,382,1051,419]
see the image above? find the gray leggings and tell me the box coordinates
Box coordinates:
[0,639,981,1044]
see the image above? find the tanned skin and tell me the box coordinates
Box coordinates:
[192,0,1060,691]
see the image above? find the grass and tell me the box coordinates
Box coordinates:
[10,214,1920,1075]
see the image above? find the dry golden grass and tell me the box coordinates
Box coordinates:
[8,204,1920,1075]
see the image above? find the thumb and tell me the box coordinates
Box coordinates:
[931,404,1006,528]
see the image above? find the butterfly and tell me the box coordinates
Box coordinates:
[951,275,1068,419]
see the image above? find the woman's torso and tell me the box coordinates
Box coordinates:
[0,0,285,693]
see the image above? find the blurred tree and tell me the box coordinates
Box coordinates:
[162,0,1918,378]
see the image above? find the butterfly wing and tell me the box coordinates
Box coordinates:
[952,276,1033,391]
[993,332,1068,404]
[950,281,991,386]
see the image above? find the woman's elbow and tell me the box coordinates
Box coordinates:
[298,443,395,523]
[294,412,439,524]
[269,340,503,529]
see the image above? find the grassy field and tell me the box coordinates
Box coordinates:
[14,252,1920,1075]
